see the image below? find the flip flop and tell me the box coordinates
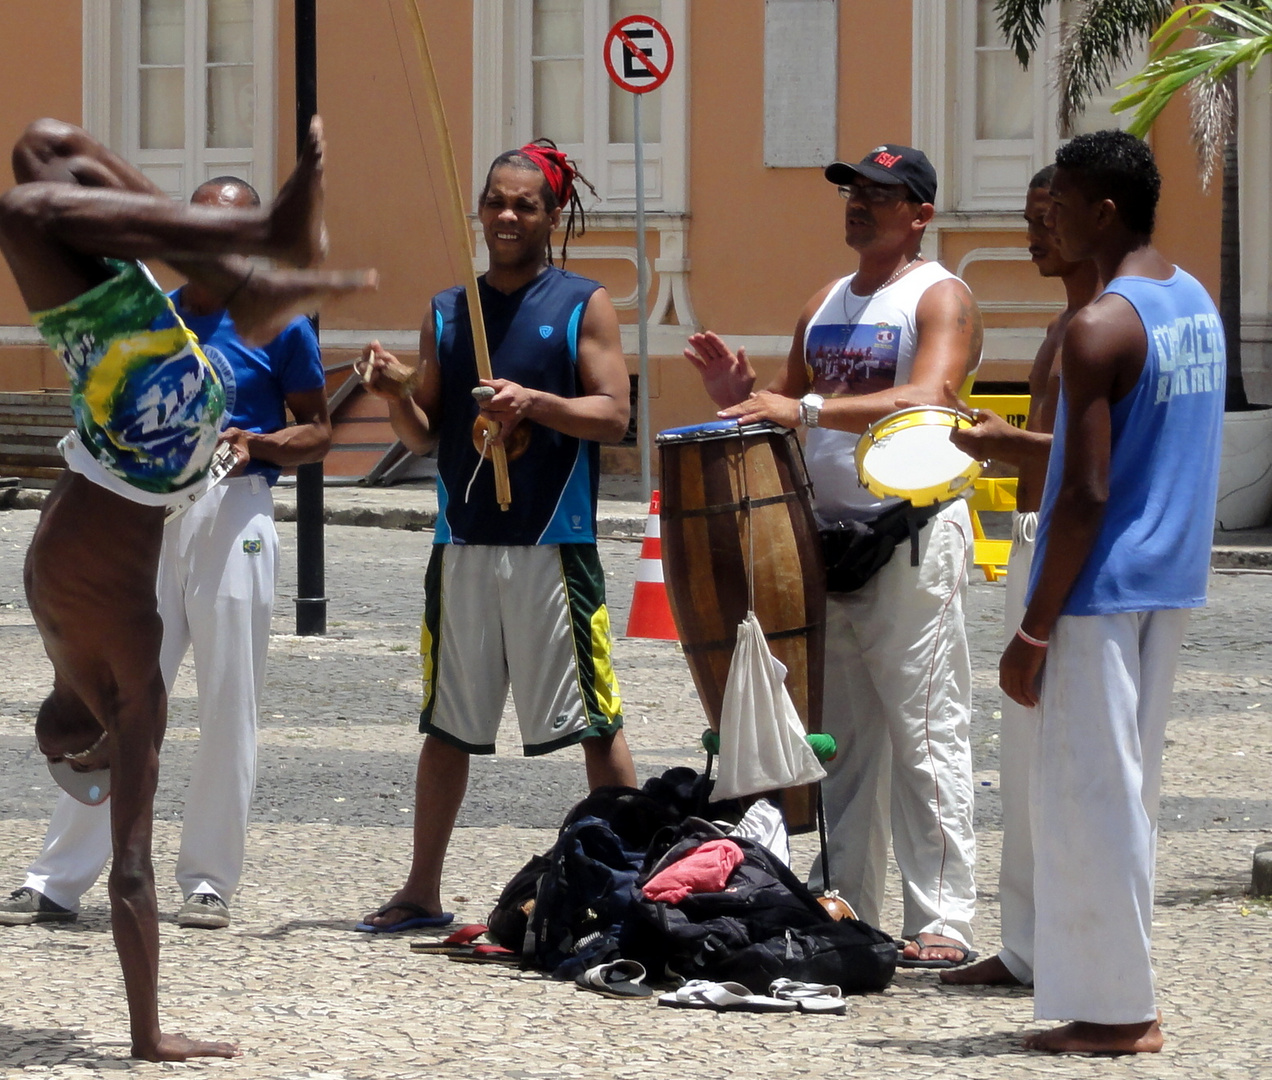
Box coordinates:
[409,922,489,955]
[768,978,847,1015]
[575,959,653,1000]
[895,934,978,969]
[448,943,521,965]
[355,901,454,933]
[657,979,798,1012]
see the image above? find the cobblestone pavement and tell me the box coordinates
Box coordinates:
[1,502,1271,1079]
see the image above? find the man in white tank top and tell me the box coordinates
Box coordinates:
[685,144,984,967]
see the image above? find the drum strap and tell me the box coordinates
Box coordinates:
[659,490,809,520]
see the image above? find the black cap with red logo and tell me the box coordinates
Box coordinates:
[825,144,938,204]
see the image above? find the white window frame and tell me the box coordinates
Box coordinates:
[914,0,1140,214]
[472,0,687,214]
[82,0,276,202]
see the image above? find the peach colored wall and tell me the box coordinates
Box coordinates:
[686,1,911,337]
[1150,93,1221,296]
[305,3,472,333]
[0,2,1227,415]
[0,7,83,327]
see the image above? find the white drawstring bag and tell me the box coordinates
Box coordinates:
[710,611,826,802]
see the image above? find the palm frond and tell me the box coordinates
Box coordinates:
[1114,0,1272,182]
[1055,0,1177,134]
[996,0,1053,67]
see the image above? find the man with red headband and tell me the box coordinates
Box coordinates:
[355,142,637,932]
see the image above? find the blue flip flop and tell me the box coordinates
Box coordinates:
[355,901,454,933]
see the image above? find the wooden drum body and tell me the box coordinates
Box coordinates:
[657,421,826,830]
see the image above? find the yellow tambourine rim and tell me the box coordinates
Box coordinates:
[855,405,983,506]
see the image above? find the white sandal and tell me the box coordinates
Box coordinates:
[768,977,847,1015]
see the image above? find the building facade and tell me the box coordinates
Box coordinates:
[2,1,1256,466]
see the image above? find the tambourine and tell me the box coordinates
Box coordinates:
[855,406,982,506]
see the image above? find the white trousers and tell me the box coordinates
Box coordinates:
[1032,608,1188,1024]
[813,499,977,947]
[997,512,1038,983]
[24,477,276,908]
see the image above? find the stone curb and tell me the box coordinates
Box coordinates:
[3,483,1268,554]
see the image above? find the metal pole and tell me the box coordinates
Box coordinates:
[294,0,326,635]
[633,91,652,504]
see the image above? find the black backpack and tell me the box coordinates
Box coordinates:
[622,821,897,994]
[487,784,690,974]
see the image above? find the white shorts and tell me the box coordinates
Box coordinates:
[419,544,623,755]
[60,429,219,511]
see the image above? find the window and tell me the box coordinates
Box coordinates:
[915,0,1139,213]
[473,0,687,212]
[85,0,276,201]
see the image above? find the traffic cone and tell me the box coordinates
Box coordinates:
[625,490,679,640]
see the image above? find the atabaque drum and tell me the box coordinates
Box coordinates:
[657,420,825,831]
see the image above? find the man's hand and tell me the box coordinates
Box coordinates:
[999,633,1046,708]
[717,390,801,429]
[477,378,535,446]
[685,331,756,408]
[216,428,252,477]
[949,408,1020,462]
[356,340,416,400]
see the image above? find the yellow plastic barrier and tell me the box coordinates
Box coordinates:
[963,394,1031,582]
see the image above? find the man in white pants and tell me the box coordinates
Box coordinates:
[942,166,1100,987]
[0,177,330,931]
[1001,131,1224,1054]
[685,143,983,966]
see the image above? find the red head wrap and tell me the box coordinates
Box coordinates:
[518,142,577,208]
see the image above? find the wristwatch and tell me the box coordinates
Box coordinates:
[800,393,825,428]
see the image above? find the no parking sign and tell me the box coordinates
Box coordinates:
[604,14,674,504]
[604,15,674,94]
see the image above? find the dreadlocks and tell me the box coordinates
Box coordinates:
[480,138,597,266]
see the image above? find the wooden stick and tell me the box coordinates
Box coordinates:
[402,0,512,510]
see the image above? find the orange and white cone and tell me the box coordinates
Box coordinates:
[625,490,679,640]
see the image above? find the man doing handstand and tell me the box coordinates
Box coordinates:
[0,116,373,1061]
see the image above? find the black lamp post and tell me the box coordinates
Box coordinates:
[294,0,326,636]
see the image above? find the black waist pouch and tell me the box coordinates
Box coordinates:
[819,501,943,593]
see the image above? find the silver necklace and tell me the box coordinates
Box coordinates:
[873,255,921,294]
[849,256,922,304]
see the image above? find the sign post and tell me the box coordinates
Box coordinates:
[604,15,674,505]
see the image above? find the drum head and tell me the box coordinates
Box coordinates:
[656,419,780,445]
[856,406,981,506]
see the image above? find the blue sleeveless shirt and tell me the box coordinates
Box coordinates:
[432,267,603,545]
[1029,268,1225,614]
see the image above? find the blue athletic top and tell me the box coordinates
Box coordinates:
[432,267,603,545]
[170,292,326,486]
[1029,268,1225,614]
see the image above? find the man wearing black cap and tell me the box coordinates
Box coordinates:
[685,144,983,968]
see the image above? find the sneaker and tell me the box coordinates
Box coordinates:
[177,892,230,929]
[0,887,76,926]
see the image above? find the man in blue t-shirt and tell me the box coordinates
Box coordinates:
[355,143,637,932]
[1,177,331,934]
[1002,132,1224,1055]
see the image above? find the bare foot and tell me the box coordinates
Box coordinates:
[135,1032,241,1061]
[268,115,329,268]
[230,266,378,347]
[940,954,1024,986]
[900,932,972,966]
[1023,1020,1164,1054]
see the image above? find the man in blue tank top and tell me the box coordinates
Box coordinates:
[356,143,637,932]
[1003,131,1225,1055]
